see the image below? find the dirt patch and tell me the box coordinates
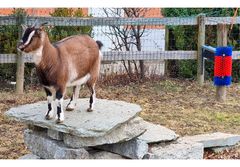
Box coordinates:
[0,77,240,159]
[204,144,240,159]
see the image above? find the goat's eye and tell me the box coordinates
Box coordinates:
[33,33,40,38]
[36,29,42,34]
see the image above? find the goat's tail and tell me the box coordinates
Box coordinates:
[96,41,103,50]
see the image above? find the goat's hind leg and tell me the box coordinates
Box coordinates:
[87,82,96,112]
[44,87,55,120]
[66,85,80,111]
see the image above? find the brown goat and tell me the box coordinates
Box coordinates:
[17,23,102,123]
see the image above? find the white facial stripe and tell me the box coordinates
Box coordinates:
[24,30,35,46]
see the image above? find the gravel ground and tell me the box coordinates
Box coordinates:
[0,77,239,159]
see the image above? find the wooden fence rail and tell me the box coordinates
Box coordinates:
[1,51,240,63]
[1,16,240,26]
[1,15,240,93]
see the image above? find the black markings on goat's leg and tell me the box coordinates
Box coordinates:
[57,106,61,119]
[90,94,93,108]
[87,86,95,112]
[47,103,52,114]
[44,87,54,120]
[66,93,73,110]
[56,89,64,123]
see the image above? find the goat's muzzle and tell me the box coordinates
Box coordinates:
[17,41,26,52]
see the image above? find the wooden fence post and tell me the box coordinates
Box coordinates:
[197,14,206,86]
[16,14,25,94]
[216,23,228,102]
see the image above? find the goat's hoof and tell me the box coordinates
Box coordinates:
[66,107,75,111]
[87,108,93,112]
[45,115,53,120]
[56,119,64,124]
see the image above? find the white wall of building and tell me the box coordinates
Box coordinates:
[89,8,166,76]
[89,8,165,51]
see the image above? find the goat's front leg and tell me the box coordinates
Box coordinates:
[56,88,65,123]
[44,87,55,120]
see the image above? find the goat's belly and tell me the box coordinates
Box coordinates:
[67,73,91,87]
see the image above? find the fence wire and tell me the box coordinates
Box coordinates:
[0,8,240,84]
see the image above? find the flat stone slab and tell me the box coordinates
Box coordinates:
[182,132,240,148]
[137,120,178,143]
[5,98,141,137]
[24,129,89,159]
[63,117,146,147]
[144,139,204,159]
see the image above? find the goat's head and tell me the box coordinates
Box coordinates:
[17,21,48,53]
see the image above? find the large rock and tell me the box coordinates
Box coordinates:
[137,120,178,143]
[97,138,148,159]
[63,117,146,148]
[24,129,89,159]
[89,151,126,159]
[48,129,63,141]
[144,139,204,159]
[182,132,240,148]
[5,98,141,137]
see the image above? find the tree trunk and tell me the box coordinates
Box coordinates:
[139,60,145,79]
[127,60,133,76]
[136,36,144,79]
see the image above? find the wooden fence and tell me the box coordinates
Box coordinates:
[1,14,240,93]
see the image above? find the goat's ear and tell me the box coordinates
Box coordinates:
[36,29,42,35]
[21,24,27,30]
[39,26,45,31]
[39,22,48,30]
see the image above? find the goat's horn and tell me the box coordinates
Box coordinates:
[21,24,27,30]
[32,19,39,28]
[41,22,48,26]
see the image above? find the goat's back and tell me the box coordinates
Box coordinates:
[53,35,101,85]
[55,35,99,57]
